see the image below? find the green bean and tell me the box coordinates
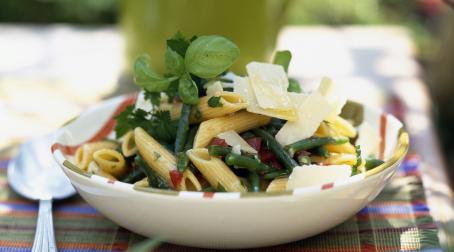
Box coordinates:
[351,145,362,175]
[208,145,232,156]
[120,167,145,183]
[252,128,298,171]
[285,136,349,156]
[174,103,192,153]
[248,172,260,192]
[225,153,271,172]
[263,170,289,180]
[311,146,330,158]
[365,158,385,170]
[240,131,256,139]
[174,104,194,172]
[176,152,189,172]
[135,155,170,189]
[184,126,199,150]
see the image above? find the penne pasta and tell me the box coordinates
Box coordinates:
[135,127,176,185]
[311,153,357,166]
[266,178,289,193]
[93,149,127,178]
[134,127,198,190]
[180,169,202,191]
[325,116,357,138]
[190,92,248,123]
[325,142,356,154]
[193,111,271,148]
[187,148,247,192]
[135,178,149,187]
[121,130,137,157]
[87,161,117,180]
[74,141,118,171]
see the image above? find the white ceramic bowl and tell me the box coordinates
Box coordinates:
[52,94,409,249]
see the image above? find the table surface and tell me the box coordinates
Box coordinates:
[0,24,453,251]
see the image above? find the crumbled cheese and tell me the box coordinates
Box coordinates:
[276,91,334,146]
[233,76,297,121]
[217,130,257,154]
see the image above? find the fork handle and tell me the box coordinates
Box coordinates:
[32,199,57,252]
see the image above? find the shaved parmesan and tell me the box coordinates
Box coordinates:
[246,62,293,109]
[276,91,334,146]
[318,77,347,120]
[286,165,352,190]
[232,145,242,155]
[233,76,297,121]
[356,122,380,158]
[206,81,224,97]
[217,130,257,154]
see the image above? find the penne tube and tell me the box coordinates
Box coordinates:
[135,127,176,185]
[180,169,202,191]
[190,92,248,123]
[121,130,137,157]
[93,149,127,178]
[193,111,271,148]
[87,161,117,181]
[187,148,247,192]
[135,178,149,187]
[325,142,356,154]
[134,127,198,190]
[311,153,357,166]
[266,178,289,193]
[74,141,118,171]
[325,116,357,138]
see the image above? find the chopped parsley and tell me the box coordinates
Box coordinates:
[114,106,178,144]
[207,96,223,108]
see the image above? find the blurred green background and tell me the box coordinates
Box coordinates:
[1,0,454,170]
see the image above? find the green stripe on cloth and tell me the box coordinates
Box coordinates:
[0,153,441,251]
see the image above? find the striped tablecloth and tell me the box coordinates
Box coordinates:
[0,151,442,252]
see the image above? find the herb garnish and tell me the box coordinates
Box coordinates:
[207,96,223,108]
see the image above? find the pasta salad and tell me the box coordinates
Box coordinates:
[73,33,385,193]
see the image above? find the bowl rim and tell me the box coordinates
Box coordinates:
[51,94,410,200]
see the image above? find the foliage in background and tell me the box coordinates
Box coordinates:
[0,0,444,61]
[0,0,118,24]
[286,0,445,61]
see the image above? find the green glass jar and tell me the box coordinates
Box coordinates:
[120,0,289,74]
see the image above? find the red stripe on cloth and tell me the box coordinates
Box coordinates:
[203,192,215,198]
[356,212,432,221]
[321,183,334,190]
[379,113,387,160]
[52,94,137,155]
[107,180,115,184]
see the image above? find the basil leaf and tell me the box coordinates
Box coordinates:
[134,54,177,92]
[207,96,223,107]
[178,74,200,105]
[185,35,240,78]
[165,47,185,76]
[143,91,161,106]
[273,50,291,73]
[288,78,302,93]
[166,32,190,57]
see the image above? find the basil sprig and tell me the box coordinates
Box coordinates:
[185,35,240,79]
[134,54,178,92]
[133,33,240,105]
